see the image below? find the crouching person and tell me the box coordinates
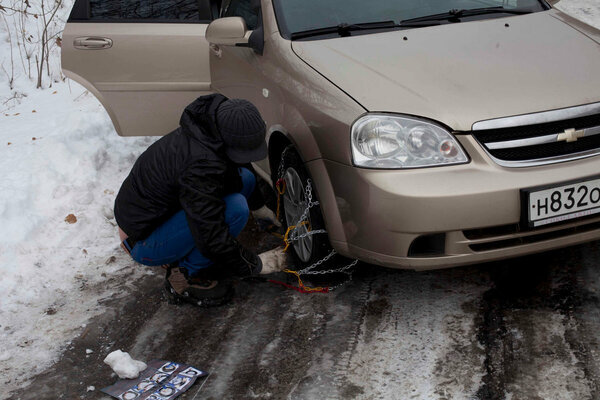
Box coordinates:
[114,94,287,307]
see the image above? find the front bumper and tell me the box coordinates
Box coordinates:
[306,135,600,270]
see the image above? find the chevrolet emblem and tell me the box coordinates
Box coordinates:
[557,128,584,143]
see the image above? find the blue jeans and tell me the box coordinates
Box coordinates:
[126,168,255,276]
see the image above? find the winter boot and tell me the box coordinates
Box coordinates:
[163,265,233,307]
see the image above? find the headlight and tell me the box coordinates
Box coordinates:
[351,114,468,169]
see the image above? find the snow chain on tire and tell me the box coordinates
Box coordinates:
[273,145,359,293]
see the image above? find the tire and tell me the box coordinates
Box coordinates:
[278,148,332,268]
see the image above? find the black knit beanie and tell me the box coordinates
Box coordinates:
[216,99,267,164]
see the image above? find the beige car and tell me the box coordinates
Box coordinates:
[62,0,600,270]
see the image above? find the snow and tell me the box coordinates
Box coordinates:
[103,350,147,379]
[0,1,157,392]
[0,82,156,396]
[0,5,159,396]
[0,0,597,398]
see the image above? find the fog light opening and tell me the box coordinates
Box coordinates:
[408,233,446,257]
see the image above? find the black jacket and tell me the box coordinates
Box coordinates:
[114,94,264,276]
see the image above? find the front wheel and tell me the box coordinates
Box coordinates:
[279,148,332,267]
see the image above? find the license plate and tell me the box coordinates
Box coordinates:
[523,177,600,227]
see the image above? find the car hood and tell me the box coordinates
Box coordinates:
[292,10,600,131]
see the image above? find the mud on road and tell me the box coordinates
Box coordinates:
[9,226,600,399]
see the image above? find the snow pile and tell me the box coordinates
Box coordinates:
[0,5,158,394]
[0,1,159,396]
[104,350,147,379]
[0,82,156,396]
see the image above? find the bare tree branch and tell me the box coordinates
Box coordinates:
[36,0,61,88]
[1,14,15,89]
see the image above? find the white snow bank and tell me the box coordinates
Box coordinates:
[104,350,147,379]
[0,82,157,397]
[0,2,160,397]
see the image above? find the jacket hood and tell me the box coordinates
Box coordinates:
[292,10,600,131]
[179,94,227,148]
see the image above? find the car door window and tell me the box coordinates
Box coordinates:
[223,0,259,30]
[70,0,214,22]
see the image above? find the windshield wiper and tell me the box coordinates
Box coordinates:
[290,20,438,40]
[400,6,533,24]
[290,7,534,40]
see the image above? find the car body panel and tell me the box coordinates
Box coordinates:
[335,217,600,270]
[62,23,213,136]
[61,0,600,270]
[292,10,600,133]
[310,139,600,268]
[210,1,365,176]
[551,9,600,44]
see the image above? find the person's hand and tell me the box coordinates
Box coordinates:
[252,205,282,228]
[258,247,288,275]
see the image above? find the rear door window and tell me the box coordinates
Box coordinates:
[69,0,216,22]
[90,0,202,21]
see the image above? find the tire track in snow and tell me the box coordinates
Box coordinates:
[474,248,600,400]
[331,275,374,395]
[11,243,600,400]
[190,283,301,399]
[336,269,487,399]
[474,284,510,400]
[280,272,376,399]
[553,245,600,400]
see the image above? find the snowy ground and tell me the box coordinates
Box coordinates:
[0,0,599,399]
[7,246,600,400]
[0,82,157,395]
[0,1,159,387]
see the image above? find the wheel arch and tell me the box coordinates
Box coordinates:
[267,128,349,255]
[267,129,294,181]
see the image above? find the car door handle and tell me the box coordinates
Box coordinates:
[209,44,222,58]
[73,37,113,50]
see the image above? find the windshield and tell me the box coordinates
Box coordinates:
[273,0,547,39]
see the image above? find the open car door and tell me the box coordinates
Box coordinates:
[62,0,217,136]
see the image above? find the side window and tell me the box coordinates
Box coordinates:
[223,0,259,30]
[69,0,214,22]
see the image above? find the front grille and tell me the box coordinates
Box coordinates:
[464,213,600,242]
[468,219,600,252]
[463,224,519,240]
[473,112,600,165]
[491,134,600,161]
